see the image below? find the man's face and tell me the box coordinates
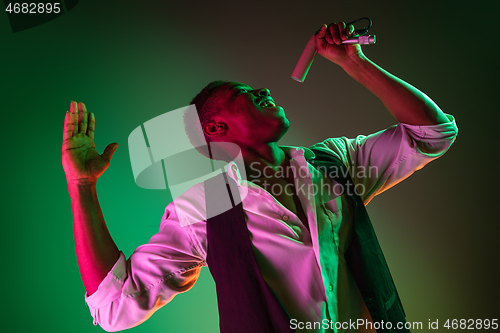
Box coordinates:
[210,82,290,146]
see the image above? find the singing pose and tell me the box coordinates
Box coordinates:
[63,22,457,332]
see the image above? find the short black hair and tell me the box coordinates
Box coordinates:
[184,80,229,159]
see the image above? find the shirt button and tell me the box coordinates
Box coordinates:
[328,285,333,292]
[282,215,289,222]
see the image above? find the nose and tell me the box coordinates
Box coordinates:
[254,88,270,96]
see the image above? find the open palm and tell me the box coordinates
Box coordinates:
[62,101,118,185]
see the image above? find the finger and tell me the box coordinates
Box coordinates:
[88,112,95,141]
[78,102,83,133]
[63,111,72,141]
[325,23,336,44]
[315,24,329,51]
[70,101,78,136]
[325,29,334,44]
[329,23,342,45]
[346,23,355,37]
[79,102,88,134]
[338,22,348,40]
[316,24,327,38]
[102,143,119,162]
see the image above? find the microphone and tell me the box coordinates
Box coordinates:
[342,35,376,44]
[291,18,376,83]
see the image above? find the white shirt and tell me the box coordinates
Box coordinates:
[85,114,458,332]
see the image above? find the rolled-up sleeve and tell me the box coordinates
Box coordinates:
[311,113,458,204]
[84,203,205,332]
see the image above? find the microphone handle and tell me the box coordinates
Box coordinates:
[342,35,376,44]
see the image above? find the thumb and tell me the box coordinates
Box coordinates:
[102,143,119,162]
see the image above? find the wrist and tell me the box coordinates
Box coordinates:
[339,52,369,74]
[67,181,97,197]
[66,174,98,187]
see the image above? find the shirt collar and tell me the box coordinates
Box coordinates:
[226,145,316,184]
[279,146,316,161]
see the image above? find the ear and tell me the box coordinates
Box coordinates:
[203,122,227,138]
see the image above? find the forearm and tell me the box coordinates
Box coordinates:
[69,183,120,296]
[340,54,450,125]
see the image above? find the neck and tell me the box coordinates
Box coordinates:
[240,142,288,180]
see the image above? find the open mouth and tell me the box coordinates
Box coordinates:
[260,99,276,108]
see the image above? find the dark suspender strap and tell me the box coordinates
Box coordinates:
[205,172,294,333]
[310,148,409,332]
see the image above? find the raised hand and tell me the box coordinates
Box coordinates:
[62,101,118,186]
[314,22,363,66]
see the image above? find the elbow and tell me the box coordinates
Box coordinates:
[91,309,141,332]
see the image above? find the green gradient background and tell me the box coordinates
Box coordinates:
[1,0,498,332]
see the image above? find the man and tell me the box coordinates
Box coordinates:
[62,22,458,332]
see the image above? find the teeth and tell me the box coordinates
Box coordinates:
[262,101,275,107]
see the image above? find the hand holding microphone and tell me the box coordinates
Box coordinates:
[291,18,376,83]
